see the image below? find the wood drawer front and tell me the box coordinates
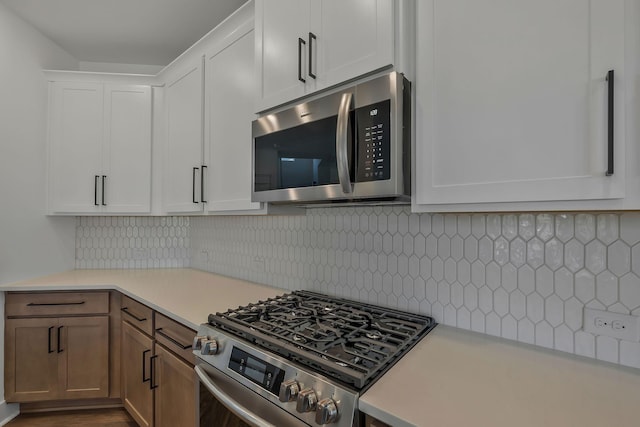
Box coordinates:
[154,313,196,365]
[6,292,109,317]
[120,295,153,336]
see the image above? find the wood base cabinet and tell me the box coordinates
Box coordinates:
[122,314,154,427]
[121,299,197,427]
[5,292,111,403]
[154,345,196,427]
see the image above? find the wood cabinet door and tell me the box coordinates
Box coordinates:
[5,318,59,402]
[47,81,103,214]
[122,321,154,427]
[255,0,311,112]
[154,345,196,427]
[415,0,625,208]
[311,0,394,90]
[103,84,152,214]
[57,316,109,399]
[164,59,205,214]
[205,25,262,213]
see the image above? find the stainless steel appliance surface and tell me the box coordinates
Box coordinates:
[252,72,411,205]
[194,291,436,427]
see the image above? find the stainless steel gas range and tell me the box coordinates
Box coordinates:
[194,291,436,427]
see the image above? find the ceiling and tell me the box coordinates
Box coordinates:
[1,0,248,66]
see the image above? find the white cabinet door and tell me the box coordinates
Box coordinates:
[48,82,103,214]
[164,60,205,213]
[255,0,311,112]
[103,85,152,214]
[311,0,394,90]
[205,27,262,213]
[415,0,625,208]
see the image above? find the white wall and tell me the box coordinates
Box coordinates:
[0,3,79,421]
[0,3,78,285]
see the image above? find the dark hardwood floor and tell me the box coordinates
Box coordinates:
[5,408,137,427]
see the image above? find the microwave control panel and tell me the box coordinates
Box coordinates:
[356,99,391,182]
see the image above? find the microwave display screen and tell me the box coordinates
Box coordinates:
[355,100,391,182]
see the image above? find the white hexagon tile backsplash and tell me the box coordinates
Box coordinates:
[77,207,640,369]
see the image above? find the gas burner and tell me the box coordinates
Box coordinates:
[366,331,383,340]
[208,290,436,391]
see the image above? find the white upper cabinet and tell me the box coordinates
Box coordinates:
[414,0,626,211]
[163,59,205,214]
[204,23,263,213]
[47,77,152,214]
[255,0,398,112]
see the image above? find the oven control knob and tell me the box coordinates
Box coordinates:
[315,398,338,425]
[192,335,207,351]
[200,339,219,355]
[278,380,300,403]
[296,388,318,413]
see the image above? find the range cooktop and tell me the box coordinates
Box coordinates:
[207,290,436,391]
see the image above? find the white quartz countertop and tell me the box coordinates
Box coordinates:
[4,269,640,427]
[0,268,285,330]
[360,325,640,427]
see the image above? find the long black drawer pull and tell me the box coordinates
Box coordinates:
[308,32,317,79]
[155,328,192,350]
[94,175,99,206]
[298,37,306,83]
[192,167,199,204]
[27,301,85,307]
[150,355,158,390]
[606,69,614,176]
[101,175,107,206]
[201,165,207,204]
[142,349,151,383]
[48,326,54,354]
[57,326,63,353]
[121,307,147,322]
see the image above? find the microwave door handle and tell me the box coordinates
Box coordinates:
[336,92,353,194]
[195,365,276,427]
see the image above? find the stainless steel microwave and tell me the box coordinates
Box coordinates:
[251,72,410,205]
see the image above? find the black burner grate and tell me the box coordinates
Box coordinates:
[208,291,436,391]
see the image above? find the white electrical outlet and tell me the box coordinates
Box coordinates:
[583,308,640,342]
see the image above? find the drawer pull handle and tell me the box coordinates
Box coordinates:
[150,355,158,390]
[121,307,147,322]
[155,328,192,350]
[48,326,54,354]
[57,326,63,353]
[606,69,614,176]
[142,349,151,383]
[27,301,85,306]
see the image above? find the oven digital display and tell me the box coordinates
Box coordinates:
[228,347,285,395]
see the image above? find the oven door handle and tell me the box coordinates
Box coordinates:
[195,364,276,427]
[336,92,353,194]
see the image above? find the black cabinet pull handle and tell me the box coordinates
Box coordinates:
[57,326,63,353]
[142,349,151,383]
[308,32,317,79]
[150,355,158,390]
[155,328,192,350]
[48,326,54,354]
[201,165,207,203]
[298,37,306,83]
[121,307,147,322]
[606,69,614,176]
[94,175,99,206]
[193,167,199,204]
[28,301,85,306]
[101,175,107,205]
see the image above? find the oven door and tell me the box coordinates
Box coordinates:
[195,363,310,427]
